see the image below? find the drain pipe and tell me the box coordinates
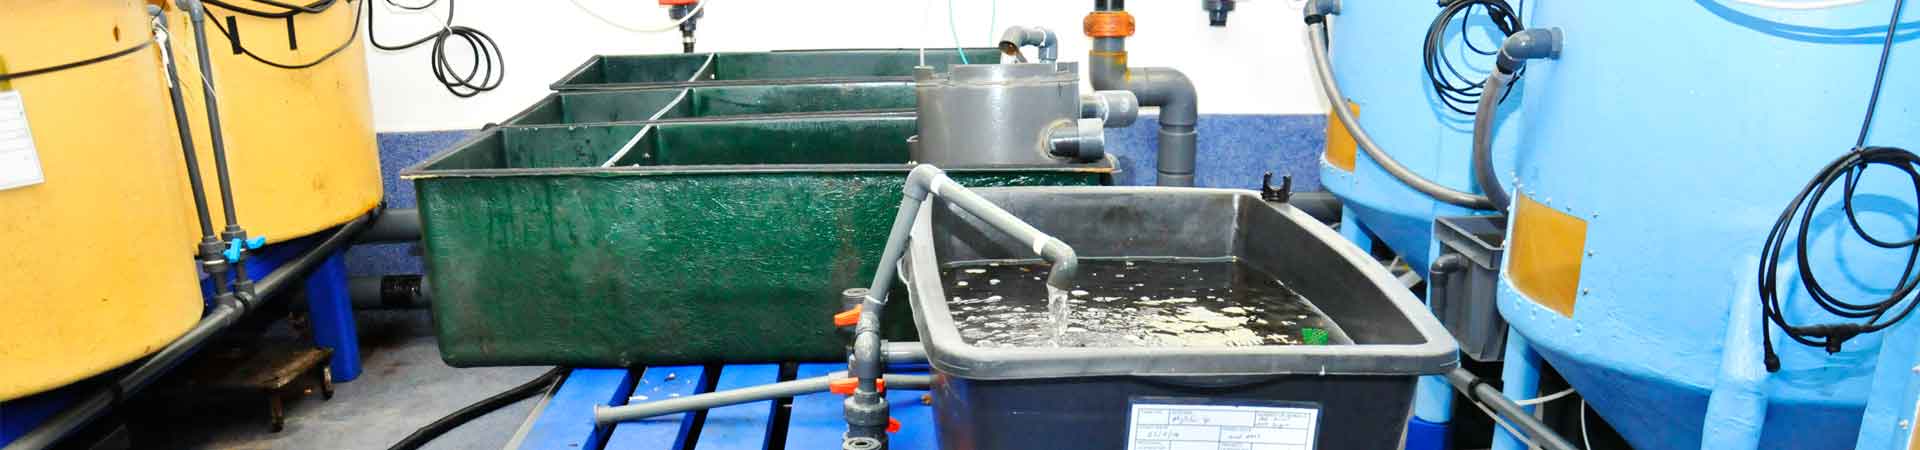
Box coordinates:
[1444,367,1580,450]
[150,6,238,307]
[843,165,1079,449]
[3,210,377,450]
[1303,0,1494,210]
[592,342,926,425]
[1085,1,1200,187]
[998,26,1058,63]
[1473,28,1561,214]
[593,373,933,425]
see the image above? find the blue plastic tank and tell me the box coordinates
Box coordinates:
[1498,2,1920,449]
[1321,1,1525,277]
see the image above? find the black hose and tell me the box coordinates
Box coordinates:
[386,367,568,450]
[1758,0,1918,372]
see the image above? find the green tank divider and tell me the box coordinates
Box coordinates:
[1303,327,1329,345]
[502,81,918,127]
[403,115,1113,367]
[551,48,1001,91]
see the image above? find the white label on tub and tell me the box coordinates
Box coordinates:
[1126,399,1320,450]
[0,91,45,191]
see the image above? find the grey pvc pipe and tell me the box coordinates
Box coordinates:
[1305,23,1495,210]
[1088,37,1199,187]
[1444,367,1580,450]
[593,373,933,424]
[3,210,378,450]
[1472,71,1515,214]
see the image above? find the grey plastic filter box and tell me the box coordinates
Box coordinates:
[1430,215,1510,362]
[902,187,1459,450]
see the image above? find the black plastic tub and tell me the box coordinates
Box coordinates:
[902,187,1458,450]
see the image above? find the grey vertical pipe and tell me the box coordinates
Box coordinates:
[1444,367,1581,450]
[154,12,216,241]
[2,211,377,450]
[182,0,240,228]
[1087,36,1198,187]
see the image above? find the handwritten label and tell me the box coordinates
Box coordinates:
[1127,399,1319,450]
[0,91,44,191]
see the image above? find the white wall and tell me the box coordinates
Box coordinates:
[363,0,1326,132]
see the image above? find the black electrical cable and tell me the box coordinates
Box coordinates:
[386,367,568,450]
[203,0,340,19]
[1424,0,1525,116]
[365,0,505,97]
[0,39,153,82]
[203,0,362,70]
[1759,0,1918,373]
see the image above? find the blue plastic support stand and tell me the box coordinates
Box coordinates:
[1491,329,1541,450]
[304,249,360,382]
[1702,260,1770,450]
[1856,308,1920,450]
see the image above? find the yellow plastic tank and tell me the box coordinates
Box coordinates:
[160,0,381,242]
[0,0,203,401]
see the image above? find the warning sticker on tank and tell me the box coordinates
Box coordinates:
[0,91,44,191]
[1127,397,1320,450]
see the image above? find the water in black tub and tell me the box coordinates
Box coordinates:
[940,257,1354,348]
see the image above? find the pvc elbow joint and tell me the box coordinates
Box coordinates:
[1496,28,1563,74]
[903,165,946,200]
[1303,0,1340,22]
[998,26,1060,63]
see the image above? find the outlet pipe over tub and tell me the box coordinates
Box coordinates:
[1086,0,1200,187]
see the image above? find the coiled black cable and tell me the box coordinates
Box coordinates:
[196,0,502,97]
[1424,0,1524,116]
[366,0,504,97]
[203,0,362,70]
[1759,0,1917,373]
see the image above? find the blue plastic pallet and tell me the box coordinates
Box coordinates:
[510,364,936,450]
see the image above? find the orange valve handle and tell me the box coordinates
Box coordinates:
[833,305,862,327]
[1084,11,1136,38]
[888,417,902,434]
[829,377,886,395]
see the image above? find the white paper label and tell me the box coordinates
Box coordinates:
[0,91,45,191]
[1127,399,1320,450]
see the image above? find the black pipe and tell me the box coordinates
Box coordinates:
[1095,0,1123,11]
[356,207,421,243]
[2,210,379,450]
[349,275,429,310]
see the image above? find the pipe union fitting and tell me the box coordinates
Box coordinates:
[1082,91,1140,128]
[1048,119,1108,162]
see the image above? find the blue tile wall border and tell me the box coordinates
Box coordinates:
[346,114,1326,277]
